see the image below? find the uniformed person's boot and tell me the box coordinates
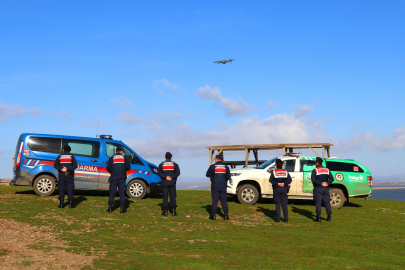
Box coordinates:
[275,219,280,223]
[68,200,75,209]
[171,208,177,216]
[313,215,322,222]
[326,214,331,222]
[107,204,113,213]
[58,200,64,208]
[209,213,216,220]
[161,208,168,217]
[120,205,126,213]
[223,213,229,220]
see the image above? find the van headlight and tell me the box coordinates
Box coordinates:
[231,173,241,177]
[148,164,158,174]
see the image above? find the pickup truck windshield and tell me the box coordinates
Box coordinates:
[257,158,276,169]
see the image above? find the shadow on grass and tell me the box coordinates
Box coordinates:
[108,199,135,212]
[201,205,225,217]
[256,207,277,220]
[291,206,315,220]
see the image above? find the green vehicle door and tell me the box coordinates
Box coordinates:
[303,164,316,193]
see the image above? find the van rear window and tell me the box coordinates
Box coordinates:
[28,137,61,153]
[326,161,364,173]
[62,139,100,158]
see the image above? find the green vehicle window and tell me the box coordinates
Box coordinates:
[326,161,364,173]
[300,160,316,172]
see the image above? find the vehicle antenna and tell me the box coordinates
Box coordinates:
[96,121,99,138]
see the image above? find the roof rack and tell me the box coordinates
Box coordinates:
[206,143,333,168]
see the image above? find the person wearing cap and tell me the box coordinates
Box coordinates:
[54,145,77,208]
[206,155,231,220]
[269,159,292,223]
[157,152,181,216]
[106,146,131,213]
[311,157,334,222]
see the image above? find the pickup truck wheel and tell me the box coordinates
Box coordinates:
[237,184,259,205]
[329,188,345,209]
[127,179,147,199]
[33,175,56,196]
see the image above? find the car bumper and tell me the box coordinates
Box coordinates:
[149,182,161,193]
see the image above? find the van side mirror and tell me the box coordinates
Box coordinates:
[267,166,276,173]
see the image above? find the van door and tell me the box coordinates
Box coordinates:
[283,159,299,194]
[98,143,137,190]
[303,164,316,193]
[62,138,100,189]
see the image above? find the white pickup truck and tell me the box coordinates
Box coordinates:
[227,155,372,208]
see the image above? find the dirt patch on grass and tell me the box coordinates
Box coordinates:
[0,219,103,269]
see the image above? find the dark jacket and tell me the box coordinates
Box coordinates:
[269,168,292,189]
[106,154,131,181]
[54,153,77,177]
[206,161,231,183]
[157,160,180,186]
[311,165,334,187]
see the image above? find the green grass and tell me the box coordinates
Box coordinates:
[1,186,405,269]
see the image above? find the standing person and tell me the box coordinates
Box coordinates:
[157,152,180,217]
[54,145,77,209]
[311,157,334,222]
[206,155,231,220]
[106,146,130,213]
[269,159,292,223]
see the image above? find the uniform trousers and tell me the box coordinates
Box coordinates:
[273,187,288,221]
[211,182,228,214]
[161,185,177,209]
[109,178,127,205]
[313,187,332,216]
[58,174,75,201]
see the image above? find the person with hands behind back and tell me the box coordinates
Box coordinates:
[311,157,334,222]
[157,152,180,217]
[269,159,292,223]
[54,145,77,209]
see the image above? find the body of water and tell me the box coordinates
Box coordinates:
[370,187,405,202]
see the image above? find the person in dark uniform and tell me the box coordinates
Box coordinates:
[106,146,131,213]
[311,157,334,222]
[157,152,180,217]
[206,155,231,220]
[54,145,77,208]
[269,159,292,223]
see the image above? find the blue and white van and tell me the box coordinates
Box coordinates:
[11,133,161,199]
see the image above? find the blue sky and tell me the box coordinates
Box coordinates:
[1,0,404,179]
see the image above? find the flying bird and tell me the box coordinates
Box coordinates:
[213,59,234,65]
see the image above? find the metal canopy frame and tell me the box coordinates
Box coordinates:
[206,143,333,168]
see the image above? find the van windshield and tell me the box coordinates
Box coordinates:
[257,158,276,169]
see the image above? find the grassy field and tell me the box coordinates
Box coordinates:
[1,186,404,270]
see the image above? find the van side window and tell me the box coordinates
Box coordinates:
[62,139,100,158]
[105,143,144,165]
[326,161,364,173]
[28,137,61,153]
[300,160,316,172]
[283,160,296,172]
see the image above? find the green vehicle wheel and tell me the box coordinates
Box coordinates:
[329,188,345,209]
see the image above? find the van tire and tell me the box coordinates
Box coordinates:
[237,184,259,205]
[33,175,56,196]
[127,179,147,199]
[329,188,345,209]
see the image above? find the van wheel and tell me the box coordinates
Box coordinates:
[329,188,345,209]
[127,180,147,199]
[237,184,259,205]
[33,175,56,196]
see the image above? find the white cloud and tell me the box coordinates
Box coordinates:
[56,110,76,119]
[268,102,276,109]
[294,104,313,116]
[196,85,250,116]
[116,112,142,125]
[153,79,179,91]
[0,102,43,120]
[370,127,405,151]
[110,97,133,109]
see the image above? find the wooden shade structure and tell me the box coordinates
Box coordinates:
[206,143,333,168]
